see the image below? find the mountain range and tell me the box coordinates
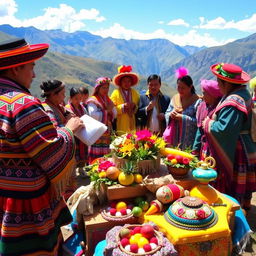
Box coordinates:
[0,24,255,96]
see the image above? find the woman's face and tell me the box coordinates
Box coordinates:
[49,88,65,105]
[120,76,132,90]
[81,93,89,103]
[202,89,215,105]
[98,83,110,96]
[217,78,227,95]
[177,80,192,97]
[70,93,82,106]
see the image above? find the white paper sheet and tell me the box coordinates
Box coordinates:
[74,114,107,146]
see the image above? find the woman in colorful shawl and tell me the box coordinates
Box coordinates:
[203,63,256,209]
[65,88,88,169]
[110,65,140,135]
[41,80,79,198]
[163,67,201,150]
[192,79,223,160]
[87,77,116,163]
[0,38,84,256]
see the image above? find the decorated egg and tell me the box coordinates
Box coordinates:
[156,184,185,204]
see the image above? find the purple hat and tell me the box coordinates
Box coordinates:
[200,79,223,98]
[93,77,111,95]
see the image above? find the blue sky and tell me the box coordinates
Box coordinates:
[1,0,256,47]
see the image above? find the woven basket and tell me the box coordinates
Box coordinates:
[167,166,190,178]
[117,224,162,255]
[112,154,160,175]
[101,208,137,224]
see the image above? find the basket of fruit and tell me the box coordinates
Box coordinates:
[117,224,162,255]
[163,149,198,178]
[101,197,149,224]
[103,223,178,256]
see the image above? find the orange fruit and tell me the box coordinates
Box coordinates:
[106,166,121,180]
[118,172,134,186]
[134,173,143,183]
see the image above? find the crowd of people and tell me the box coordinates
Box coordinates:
[0,38,256,255]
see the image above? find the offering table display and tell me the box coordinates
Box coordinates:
[143,193,240,256]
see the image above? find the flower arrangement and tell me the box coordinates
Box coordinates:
[110,129,165,161]
[86,158,119,188]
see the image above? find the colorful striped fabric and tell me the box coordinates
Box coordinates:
[0,78,76,255]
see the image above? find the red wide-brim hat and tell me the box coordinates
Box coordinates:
[211,63,250,84]
[0,38,49,70]
[112,65,139,87]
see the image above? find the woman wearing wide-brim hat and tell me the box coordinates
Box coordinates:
[110,65,140,135]
[202,63,256,210]
[0,38,83,255]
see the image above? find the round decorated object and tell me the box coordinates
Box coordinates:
[164,196,218,230]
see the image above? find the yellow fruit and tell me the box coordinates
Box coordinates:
[138,237,149,248]
[129,233,142,244]
[160,147,194,159]
[106,166,120,180]
[118,172,134,186]
[134,174,143,183]
[98,171,106,178]
[171,159,178,165]
[116,201,127,211]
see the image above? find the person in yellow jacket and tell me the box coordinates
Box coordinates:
[111,65,140,135]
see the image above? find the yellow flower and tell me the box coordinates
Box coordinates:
[144,143,149,149]
[123,138,132,145]
[120,143,135,156]
[156,137,166,148]
[150,135,157,141]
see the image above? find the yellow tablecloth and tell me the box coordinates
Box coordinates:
[143,193,233,245]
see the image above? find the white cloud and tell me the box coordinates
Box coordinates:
[0,3,105,32]
[158,21,164,24]
[167,18,189,27]
[0,0,17,16]
[92,23,230,47]
[197,14,256,32]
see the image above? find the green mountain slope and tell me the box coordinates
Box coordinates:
[31,51,176,99]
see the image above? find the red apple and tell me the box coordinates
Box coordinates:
[141,225,155,239]
[175,155,183,163]
[150,237,158,245]
[120,209,127,215]
[133,226,141,234]
[143,244,152,252]
[130,244,139,253]
[109,208,117,216]
[167,154,175,161]
[120,238,130,247]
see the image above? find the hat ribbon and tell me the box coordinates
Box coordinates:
[216,64,241,79]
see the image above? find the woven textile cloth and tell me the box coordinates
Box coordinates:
[0,78,76,255]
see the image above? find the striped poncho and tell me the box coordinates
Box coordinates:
[0,78,76,256]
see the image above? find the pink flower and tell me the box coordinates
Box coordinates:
[183,158,190,165]
[126,133,133,139]
[98,161,115,171]
[196,210,206,219]
[135,129,152,141]
[177,208,185,216]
